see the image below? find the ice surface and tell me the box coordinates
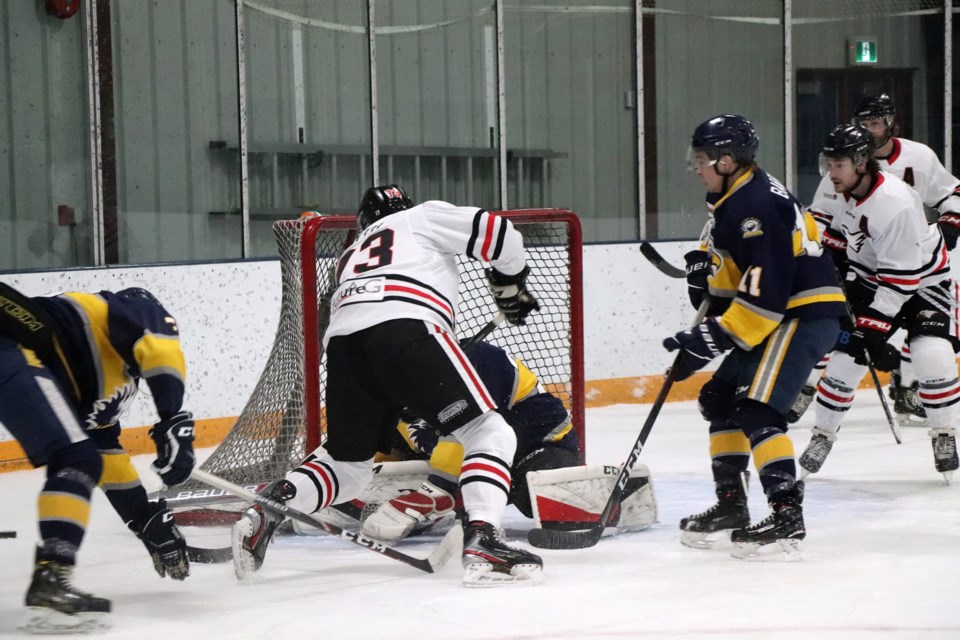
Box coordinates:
[1,393,958,639]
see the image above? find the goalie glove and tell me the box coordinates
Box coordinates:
[150,410,196,486]
[486,265,540,325]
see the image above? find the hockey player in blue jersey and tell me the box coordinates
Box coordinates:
[664,114,846,558]
[0,284,196,633]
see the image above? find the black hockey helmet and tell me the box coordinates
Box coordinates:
[819,124,875,175]
[689,114,759,167]
[852,93,896,126]
[357,184,413,230]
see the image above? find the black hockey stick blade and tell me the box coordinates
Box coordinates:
[187,545,233,563]
[190,469,462,573]
[639,242,685,279]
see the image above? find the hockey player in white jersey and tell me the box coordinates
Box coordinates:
[798,125,960,482]
[232,185,545,587]
[792,94,960,425]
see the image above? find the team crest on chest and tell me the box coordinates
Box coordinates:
[740,217,763,239]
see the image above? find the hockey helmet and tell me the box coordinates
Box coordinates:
[357,184,414,230]
[852,93,896,127]
[688,114,759,169]
[819,124,875,176]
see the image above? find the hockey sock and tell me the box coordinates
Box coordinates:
[288,455,372,513]
[36,441,102,566]
[805,353,830,387]
[708,420,750,484]
[98,449,152,528]
[813,351,867,434]
[899,342,917,386]
[736,400,797,497]
[911,336,960,429]
[453,412,516,527]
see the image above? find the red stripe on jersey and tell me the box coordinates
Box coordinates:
[855,172,885,205]
[480,215,496,261]
[817,385,854,404]
[302,461,334,508]
[437,331,496,409]
[384,284,453,316]
[461,461,511,486]
[877,274,920,286]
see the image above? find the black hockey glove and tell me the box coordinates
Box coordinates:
[684,250,711,310]
[937,212,960,251]
[150,410,196,486]
[130,499,189,580]
[663,318,734,381]
[850,308,899,371]
[486,266,540,325]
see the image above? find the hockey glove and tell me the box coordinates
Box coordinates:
[486,266,540,325]
[937,212,960,251]
[663,318,734,381]
[684,250,711,310]
[131,499,189,580]
[150,410,196,486]
[850,309,899,371]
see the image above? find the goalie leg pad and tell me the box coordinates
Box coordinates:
[528,464,657,533]
[510,445,579,518]
[360,480,455,544]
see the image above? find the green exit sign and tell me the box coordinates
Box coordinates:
[849,38,878,65]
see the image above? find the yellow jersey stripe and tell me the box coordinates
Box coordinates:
[99,451,142,489]
[429,439,465,477]
[720,301,781,349]
[134,333,186,381]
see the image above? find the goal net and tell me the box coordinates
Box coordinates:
[173,209,584,497]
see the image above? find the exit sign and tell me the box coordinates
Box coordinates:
[849,38,878,65]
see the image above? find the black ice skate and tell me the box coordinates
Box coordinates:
[798,427,837,477]
[786,385,816,424]
[679,472,750,549]
[21,560,111,634]
[462,520,543,587]
[929,429,959,483]
[892,374,927,426]
[730,486,805,561]
[231,479,296,579]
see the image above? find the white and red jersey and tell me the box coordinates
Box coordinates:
[324,201,527,345]
[809,137,960,231]
[825,171,950,318]
[880,137,960,216]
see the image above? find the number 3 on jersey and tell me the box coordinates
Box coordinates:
[738,266,762,297]
[337,229,396,278]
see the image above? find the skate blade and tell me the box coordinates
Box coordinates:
[462,562,543,588]
[895,413,928,427]
[731,538,803,562]
[231,516,258,581]
[20,607,110,634]
[679,530,729,550]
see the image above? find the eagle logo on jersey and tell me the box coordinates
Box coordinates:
[740,217,763,239]
[840,223,868,253]
[84,381,138,429]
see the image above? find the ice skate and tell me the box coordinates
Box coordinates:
[679,472,749,549]
[361,481,455,544]
[462,520,543,588]
[798,427,837,478]
[929,428,959,484]
[786,385,816,424]
[730,486,805,561]
[232,479,296,580]
[892,376,927,427]
[20,561,111,634]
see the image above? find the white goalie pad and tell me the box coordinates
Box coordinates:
[528,464,657,534]
[291,460,434,535]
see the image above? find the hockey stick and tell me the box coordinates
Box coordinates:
[639,242,685,279]
[462,312,507,349]
[527,300,710,550]
[190,469,462,574]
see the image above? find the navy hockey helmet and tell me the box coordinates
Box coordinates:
[689,114,759,167]
[357,184,413,230]
[114,287,161,306]
[819,124,875,176]
[852,93,896,126]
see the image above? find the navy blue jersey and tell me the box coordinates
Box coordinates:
[705,168,847,349]
[33,289,186,428]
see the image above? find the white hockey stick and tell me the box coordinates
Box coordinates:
[190,469,462,574]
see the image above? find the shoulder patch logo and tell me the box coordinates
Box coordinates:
[740,217,763,239]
